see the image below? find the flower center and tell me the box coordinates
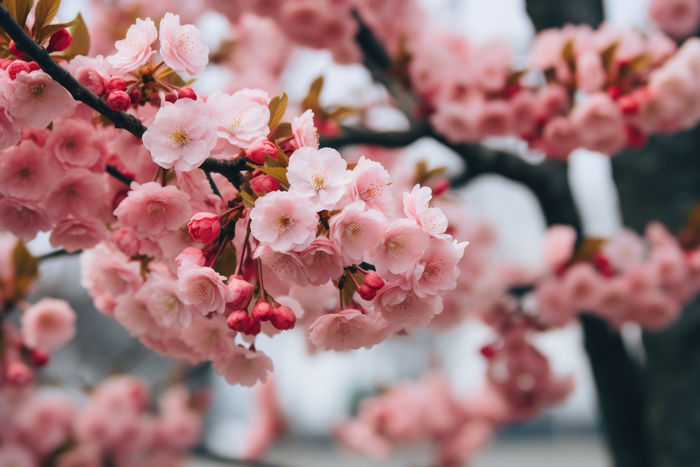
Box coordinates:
[148,201,166,218]
[227,115,242,135]
[345,221,361,239]
[422,260,445,282]
[194,280,214,300]
[31,84,47,99]
[311,170,329,190]
[18,166,30,178]
[166,127,190,147]
[274,212,293,231]
[66,140,76,149]
[385,236,406,257]
[162,297,177,311]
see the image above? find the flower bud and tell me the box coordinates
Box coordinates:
[129,88,142,104]
[9,40,25,58]
[188,212,221,244]
[626,126,647,149]
[48,29,73,52]
[242,318,261,336]
[618,94,639,116]
[178,87,197,100]
[27,348,50,368]
[357,284,377,301]
[113,228,141,257]
[106,76,127,94]
[363,273,385,291]
[246,139,278,164]
[27,62,40,72]
[252,300,273,321]
[431,178,451,196]
[250,174,280,193]
[7,60,30,80]
[165,93,178,103]
[5,361,33,386]
[108,91,131,111]
[270,305,296,330]
[227,309,252,332]
[227,274,254,309]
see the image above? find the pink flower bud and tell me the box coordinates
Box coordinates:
[130,88,142,104]
[270,305,296,330]
[250,174,281,193]
[5,361,32,386]
[7,60,30,80]
[178,87,197,100]
[9,40,25,58]
[187,212,221,244]
[252,300,273,321]
[227,274,254,309]
[113,227,141,257]
[431,179,451,196]
[246,139,278,164]
[227,309,252,332]
[106,76,127,94]
[48,29,73,52]
[27,62,40,72]
[357,284,377,301]
[363,272,385,291]
[242,318,261,335]
[619,94,639,116]
[27,348,50,368]
[108,91,131,111]
[165,93,178,103]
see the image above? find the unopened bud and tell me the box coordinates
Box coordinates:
[431,178,450,196]
[106,76,127,94]
[618,94,639,116]
[187,212,221,244]
[357,284,377,301]
[250,174,280,193]
[27,348,50,368]
[242,317,261,336]
[5,361,33,386]
[270,304,296,330]
[227,309,252,332]
[27,62,40,72]
[178,87,197,100]
[246,139,278,164]
[7,60,30,80]
[227,275,254,310]
[165,93,178,104]
[252,300,273,321]
[363,273,385,291]
[107,91,131,111]
[129,88,142,104]
[48,29,73,52]
[9,40,25,58]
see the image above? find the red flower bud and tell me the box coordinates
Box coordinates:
[227,275,254,310]
[252,300,273,321]
[270,305,296,330]
[246,139,278,164]
[165,93,178,104]
[27,348,50,368]
[48,29,73,52]
[187,212,221,244]
[618,94,639,116]
[363,273,385,291]
[106,76,127,94]
[227,309,252,332]
[107,91,132,111]
[129,88,142,104]
[178,86,197,100]
[431,179,451,196]
[480,344,497,358]
[626,126,647,149]
[5,361,33,386]
[250,174,281,193]
[9,40,25,58]
[7,60,30,80]
[243,318,261,335]
[27,61,40,72]
[357,284,377,301]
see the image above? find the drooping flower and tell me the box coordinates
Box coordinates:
[308,308,376,351]
[409,238,467,297]
[299,237,345,286]
[0,198,51,241]
[181,313,237,360]
[287,147,351,210]
[0,140,52,201]
[250,191,318,253]
[372,218,431,277]
[290,109,319,150]
[212,346,274,387]
[44,169,105,220]
[137,272,194,329]
[142,98,218,171]
[159,13,209,76]
[402,184,448,237]
[113,182,192,240]
[348,156,395,217]
[177,266,234,315]
[21,298,77,351]
[49,217,107,253]
[374,280,443,329]
[8,70,76,128]
[108,17,158,73]
[328,200,386,265]
[207,90,270,148]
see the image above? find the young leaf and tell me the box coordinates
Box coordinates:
[274,143,289,166]
[268,93,288,130]
[302,75,324,113]
[327,106,357,121]
[245,161,289,189]
[12,239,38,300]
[572,237,607,263]
[4,0,32,27]
[561,38,576,73]
[600,42,619,74]
[214,242,238,279]
[264,153,287,169]
[39,20,79,45]
[58,13,89,60]
[269,122,292,142]
[33,0,61,39]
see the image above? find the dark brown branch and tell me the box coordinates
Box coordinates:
[37,249,82,262]
[106,165,134,185]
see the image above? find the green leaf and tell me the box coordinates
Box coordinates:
[268,121,292,142]
[38,20,79,44]
[12,239,38,300]
[267,93,288,130]
[57,13,89,60]
[214,242,237,279]
[33,0,62,40]
[561,38,576,74]
[302,75,324,113]
[600,42,619,74]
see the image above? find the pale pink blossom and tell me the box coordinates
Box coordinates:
[0,198,52,241]
[240,88,271,106]
[109,17,158,73]
[44,169,105,220]
[137,271,193,328]
[21,298,76,351]
[181,313,237,360]
[8,70,76,128]
[250,190,318,253]
[176,246,206,270]
[403,184,448,237]
[576,51,606,94]
[650,245,688,286]
[542,225,576,269]
[535,279,575,326]
[634,289,681,329]
[374,280,443,329]
[0,445,35,467]
[46,118,107,171]
[328,200,386,265]
[372,218,431,277]
[65,55,113,95]
[207,90,270,148]
[476,99,512,136]
[563,263,605,311]
[348,156,395,217]
[159,13,209,76]
[593,277,632,325]
[49,217,107,253]
[212,346,274,387]
[570,93,626,155]
[0,107,21,151]
[142,98,218,171]
[290,109,319,150]
[430,101,479,143]
[0,140,52,201]
[603,228,646,272]
[113,293,161,337]
[539,115,581,159]
[287,147,351,210]
[410,238,467,297]
[299,237,345,286]
[254,245,309,287]
[649,0,700,40]
[15,392,75,455]
[114,182,192,240]
[112,228,141,257]
[81,244,143,297]
[178,266,234,315]
[309,308,375,351]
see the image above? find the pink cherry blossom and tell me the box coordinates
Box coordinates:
[137,271,194,328]
[65,55,113,96]
[0,445,35,467]
[328,200,386,265]
[177,266,234,315]
[112,228,141,257]
[290,109,319,150]
[176,246,206,270]
[187,212,220,244]
[181,313,237,360]
[539,115,581,159]
[576,52,606,94]
[535,279,575,326]
[603,228,646,272]
[299,237,345,286]
[44,169,105,220]
[108,18,157,73]
[409,238,467,297]
[348,156,396,217]
[374,280,443,329]
[403,184,449,237]
[563,263,606,311]
[254,245,309,287]
[142,98,218,171]
[570,93,626,155]
[0,198,52,241]
[542,225,577,270]
[8,70,76,129]
[250,190,318,253]
[212,346,274,387]
[649,0,700,40]
[113,293,161,337]
[114,182,192,240]
[287,147,351,210]
[159,13,209,76]
[372,218,431,277]
[21,298,76,351]
[430,101,479,144]
[0,140,52,201]
[49,217,107,253]
[46,118,107,171]
[207,90,270,148]
[309,308,375,351]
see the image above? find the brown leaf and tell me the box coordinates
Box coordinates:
[12,239,38,300]
[268,93,288,130]
[600,42,619,74]
[33,0,61,41]
[327,106,357,122]
[268,122,292,142]
[57,13,89,60]
[572,237,607,263]
[214,242,237,279]
[4,0,32,27]
[561,38,576,74]
[302,75,324,113]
